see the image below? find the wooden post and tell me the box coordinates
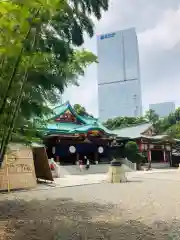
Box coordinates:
[170,144,172,166]
[163,150,166,162]
[148,150,151,161]
[147,142,151,170]
[5,155,10,193]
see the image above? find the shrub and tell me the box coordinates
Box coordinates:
[125,141,139,162]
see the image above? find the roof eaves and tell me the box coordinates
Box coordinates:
[69,124,115,136]
[46,102,69,122]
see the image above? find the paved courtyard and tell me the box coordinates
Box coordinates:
[1,170,180,239]
[37,168,180,190]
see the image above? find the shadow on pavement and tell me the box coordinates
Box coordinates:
[0,197,175,239]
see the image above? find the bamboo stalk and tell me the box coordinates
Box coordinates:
[0,73,28,164]
[0,27,38,165]
[0,29,31,116]
[0,12,40,165]
[0,10,40,117]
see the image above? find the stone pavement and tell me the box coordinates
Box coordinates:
[3,170,180,239]
[58,163,134,176]
[55,174,107,187]
[129,168,180,182]
[35,168,180,191]
[36,173,108,190]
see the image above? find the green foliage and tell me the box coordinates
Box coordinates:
[125,141,145,168]
[103,107,180,140]
[157,108,180,137]
[166,123,180,139]
[125,141,139,156]
[175,107,180,121]
[103,116,147,130]
[73,104,86,116]
[145,109,159,124]
[0,0,109,162]
[73,103,93,117]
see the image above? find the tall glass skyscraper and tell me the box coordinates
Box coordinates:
[97,28,142,121]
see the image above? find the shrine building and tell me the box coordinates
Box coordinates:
[41,101,115,165]
[112,123,175,166]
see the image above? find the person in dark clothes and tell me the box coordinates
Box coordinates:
[85,156,90,170]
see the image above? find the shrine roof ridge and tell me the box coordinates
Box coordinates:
[48,101,98,125]
[111,123,152,139]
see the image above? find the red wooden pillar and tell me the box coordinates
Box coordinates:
[147,142,152,170]
[138,139,143,152]
[148,149,151,162]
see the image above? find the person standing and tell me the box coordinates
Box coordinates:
[85,156,90,170]
[79,159,83,171]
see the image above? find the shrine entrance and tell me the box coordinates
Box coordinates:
[151,150,164,163]
[137,137,173,166]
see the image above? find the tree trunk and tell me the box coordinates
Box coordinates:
[0,56,5,74]
[0,28,32,116]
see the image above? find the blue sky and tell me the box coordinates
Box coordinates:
[63,0,180,117]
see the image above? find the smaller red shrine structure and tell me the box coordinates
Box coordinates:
[112,123,175,165]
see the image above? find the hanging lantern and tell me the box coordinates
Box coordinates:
[144,144,148,150]
[166,145,171,151]
[52,146,56,154]
[69,146,76,153]
[98,146,104,154]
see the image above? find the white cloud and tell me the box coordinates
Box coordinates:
[139,7,180,50]
[63,0,180,117]
[138,6,180,111]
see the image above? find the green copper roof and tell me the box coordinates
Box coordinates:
[79,115,98,124]
[50,101,93,125]
[53,104,70,116]
[44,101,114,136]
